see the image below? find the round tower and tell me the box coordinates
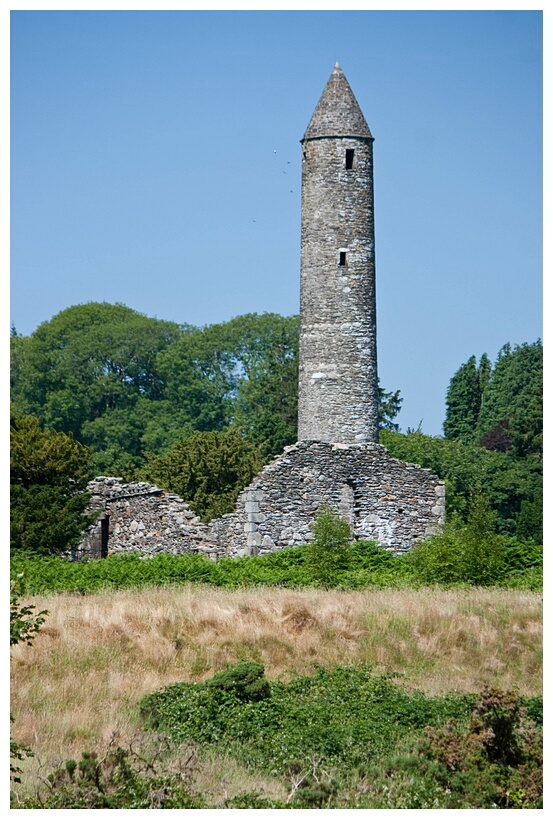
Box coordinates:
[298,63,379,444]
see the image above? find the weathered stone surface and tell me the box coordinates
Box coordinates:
[78,442,444,560]
[76,478,222,561]
[299,63,378,445]
[205,441,445,556]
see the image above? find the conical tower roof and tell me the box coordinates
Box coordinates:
[302,63,373,141]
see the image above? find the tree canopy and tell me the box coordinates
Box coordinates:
[444,341,542,457]
[10,411,93,555]
[141,428,263,522]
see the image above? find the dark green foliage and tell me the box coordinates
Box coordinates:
[516,494,542,543]
[407,493,542,587]
[380,428,542,540]
[225,313,299,457]
[10,728,34,786]
[206,661,271,702]
[10,575,47,783]
[223,792,287,808]
[408,493,503,586]
[13,745,205,809]
[476,341,543,450]
[155,311,300,459]
[443,355,482,442]
[378,379,403,431]
[12,303,406,478]
[444,341,542,457]
[10,523,541,597]
[10,410,91,490]
[10,575,48,647]
[10,411,92,555]
[508,371,543,459]
[141,427,263,521]
[10,302,186,440]
[141,664,474,776]
[304,506,352,586]
[141,665,542,808]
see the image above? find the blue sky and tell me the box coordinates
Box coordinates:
[10,9,543,436]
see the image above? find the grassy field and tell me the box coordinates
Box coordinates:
[10,584,542,805]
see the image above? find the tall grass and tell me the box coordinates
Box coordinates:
[11,584,541,793]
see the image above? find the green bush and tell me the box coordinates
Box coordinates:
[419,687,543,808]
[140,664,542,808]
[304,506,352,586]
[407,493,542,587]
[10,521,542,598]
[10,574,47,784]
[206,661,271,702]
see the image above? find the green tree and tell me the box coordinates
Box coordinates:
[408,492,507,586]
[10,302,187,472]
[443,355,481,442]
[141,427,263,522]
[10,411,92,554]
[378,380,403,431]
[475,341,542,451]
[380,428,541,539]
[158,313,300,458]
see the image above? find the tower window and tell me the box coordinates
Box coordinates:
[345,149,354,169]
[339,251,347,266]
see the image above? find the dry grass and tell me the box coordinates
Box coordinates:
[11,585,542,800]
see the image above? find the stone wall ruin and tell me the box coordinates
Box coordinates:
[78,443,445,560]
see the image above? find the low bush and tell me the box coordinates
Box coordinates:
[304,506,352,585]
[407,495,542,588]
[12,743,205,809]
[140,663,542,808]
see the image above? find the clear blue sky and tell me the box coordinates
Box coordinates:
[10,9,543,436]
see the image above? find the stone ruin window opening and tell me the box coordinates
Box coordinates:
[345,149,355,170]
[101,516,110,559]
[339,251,347,266]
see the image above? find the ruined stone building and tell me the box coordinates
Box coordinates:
[80,64,445,560]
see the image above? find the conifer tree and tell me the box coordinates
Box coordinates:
[443,355,481,442]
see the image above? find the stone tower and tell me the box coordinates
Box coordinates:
[298,63,379,444]
[79,64,446,561]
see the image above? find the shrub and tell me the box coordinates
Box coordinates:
[10,574,47,784]
[206,661,271,702]
[419,686,542,808]
[407,493,522,586]
[10,574,48,646]
[304,506,352,585]
[13,744,205,809]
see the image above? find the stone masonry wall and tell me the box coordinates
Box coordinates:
[77,477,221,560]
[210,441,445,556]
[78,443,445,559]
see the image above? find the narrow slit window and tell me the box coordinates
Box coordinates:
[339,251,347,266]
[345,149,354,169]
